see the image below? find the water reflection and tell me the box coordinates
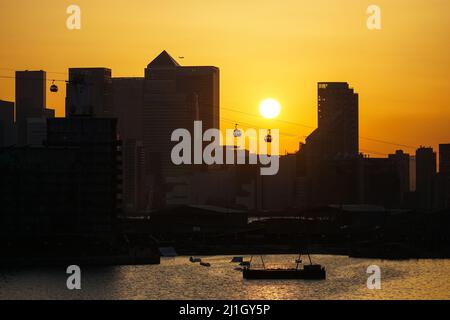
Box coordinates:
[1,255,449,300]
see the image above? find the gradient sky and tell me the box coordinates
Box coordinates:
[0,0,449,156]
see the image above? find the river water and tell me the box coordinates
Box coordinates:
[1,255,449,300]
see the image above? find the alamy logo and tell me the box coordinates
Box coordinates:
[66,5,81,30]
[367,265,382,290]
[66,265,81,290]
[367,5,382,30]
[171,121,280,176]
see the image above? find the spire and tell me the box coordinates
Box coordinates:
[147,50,180,68]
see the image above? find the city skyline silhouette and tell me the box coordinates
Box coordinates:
[0,51,446,160]
[0,0,450,302]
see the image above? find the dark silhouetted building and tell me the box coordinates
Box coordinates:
[143,51,220,206]
[112,77,144,142]
[26,110,55,146]
[0,100,15,147]
[122,139,146,213]
[112,78,147,212]
[15,71,55,145]
[437,144,450,209]
[416,147,437,211]
[440,144,450,174]
[46,117,122,233]
[67,54,220,210]
[301,82,361,206]
[388,150,411,204]
[258,154,297,211]
[0,147,81,236]
[316,82,359,157]
[0,116,122,236]
[66,68,113,117]
[362,157,402,208]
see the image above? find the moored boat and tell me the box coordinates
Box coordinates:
[242,252,326,280]
[189,257,202,263]
[243,264,326,280]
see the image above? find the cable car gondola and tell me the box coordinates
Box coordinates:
[265,129,272,143]
[233,124,242,138]
[50,80,58,93]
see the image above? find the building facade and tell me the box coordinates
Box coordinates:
[142,51,220,206]
[15,71,51,145]
[66,68,113,117]
[301,82,361,207]
[46,117,123,232]
[416,147,437,211]
[438,144,450,209]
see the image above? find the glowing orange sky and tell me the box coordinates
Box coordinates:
[0,0,449,156]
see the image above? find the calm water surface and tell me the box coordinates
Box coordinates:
[1,255,449,300]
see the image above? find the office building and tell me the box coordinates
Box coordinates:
[46,117,122,231]
[315,82,359,158]
[112,78,147,212]
[66,68,113,117]
[142,51,220,206]
[416,147,437,211]
[122,140,146,213]
[388,150,411,204]
[15,71,49,145]
[301,82,361,206]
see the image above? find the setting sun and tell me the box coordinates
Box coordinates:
[259,99,281,119]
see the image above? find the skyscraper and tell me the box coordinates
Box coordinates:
[112,77,146,212]
[15,71,46,145]
[142,51,220,206]
[316,82,359,158]
[301,82,361,206]
[112,77,144,141]
[66,68,113,117]
[416,147,437,211]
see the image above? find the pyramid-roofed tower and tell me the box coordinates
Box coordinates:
[147,50,180,68]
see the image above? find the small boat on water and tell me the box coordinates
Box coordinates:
[240,261,251,267]
[231,257,250,266]
[243,264,326,280]
[243,252,326,281]
[189,257,202,263]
